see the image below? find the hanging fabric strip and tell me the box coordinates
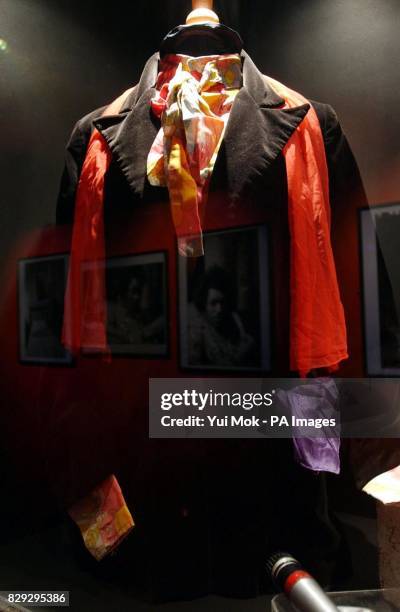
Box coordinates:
[62,88,134,355]
[267,76,348,377]
[62,128,112,354]
[147,53,242,257]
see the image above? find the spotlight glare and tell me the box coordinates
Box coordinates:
[0,38,8,52]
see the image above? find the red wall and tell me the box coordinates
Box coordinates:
[0,188,373,512]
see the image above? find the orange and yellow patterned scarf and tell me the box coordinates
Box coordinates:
[68,474,134,560]
[147,53,241,256]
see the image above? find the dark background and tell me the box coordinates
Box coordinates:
[0,0,399,272]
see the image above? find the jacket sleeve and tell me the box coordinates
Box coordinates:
[318,104,400,490]
[56,107,107,225]
[319,103,368,228]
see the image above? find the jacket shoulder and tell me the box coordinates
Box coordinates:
[56,87,138,224]
[74,106,107,133]
[65,105,108,153]
[67,85,138,150]
[309,99,342,145]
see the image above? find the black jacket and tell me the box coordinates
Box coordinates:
[54,50,389,600]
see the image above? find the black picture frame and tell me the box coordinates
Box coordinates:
[360,202,400,376]
[178,224,271,372]
[99,251,169,358]
[18,253,73,365]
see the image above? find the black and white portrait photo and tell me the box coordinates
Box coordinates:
[105,252,168,357]
[360,203,400,375]
[178,225,271,371]
[18,254,72,365]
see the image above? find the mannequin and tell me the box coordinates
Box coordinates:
[186,0,219,24]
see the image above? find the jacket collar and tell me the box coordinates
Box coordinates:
[94,49,310,199]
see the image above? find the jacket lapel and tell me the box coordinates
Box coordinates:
[216,50,310,198]
[93,52,159,197]
[93,49,310,200]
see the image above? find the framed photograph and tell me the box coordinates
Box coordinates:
[360,203,400,375]
[178,224,271,371]
[103,252,169,357]
[18,253,72,365]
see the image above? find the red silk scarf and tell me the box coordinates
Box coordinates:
[267,76,347,376]
[62,128,111,354]
[62,69,347,377]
